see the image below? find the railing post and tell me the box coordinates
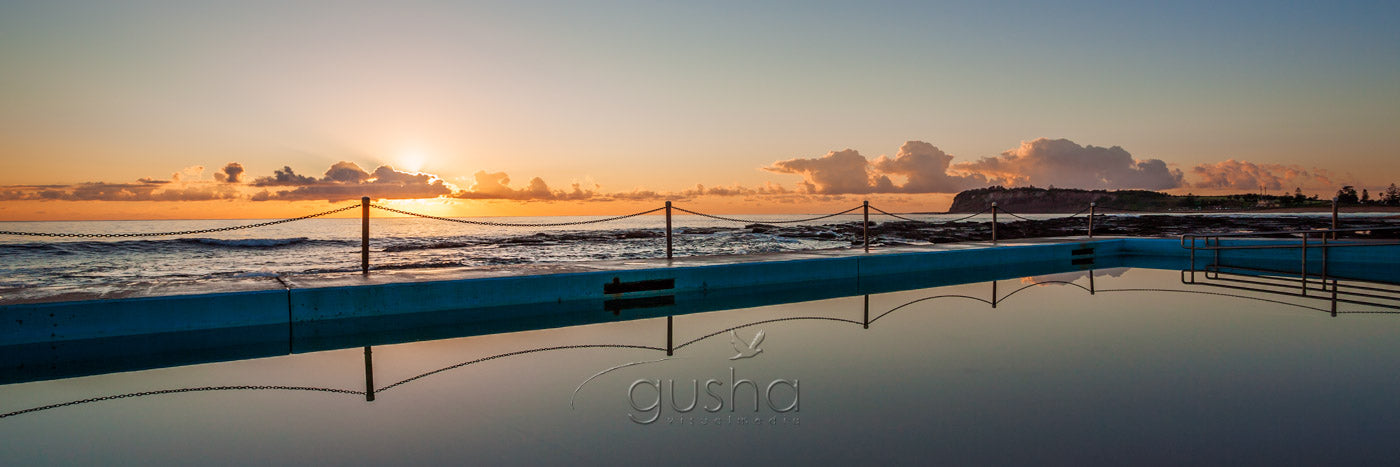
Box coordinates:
[1301,232,1308,296]
[863,200,870,253]
[991,202,998,244]
[665,201,673,260]
[361,196,370,275]
[1331,197,1339,240]
[1088,202,1096,238]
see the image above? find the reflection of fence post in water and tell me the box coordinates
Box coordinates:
[665,201,673,260]
[1301,233,1309,296]
[1331,279,1338,317]
[863,295,869,329]
[666,316,673,356]
[364,346,375,402]
[1089,269,1096,295]
[361,196,370,275]
[991,280,998,308]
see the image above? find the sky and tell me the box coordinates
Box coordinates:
[1,0,1397,220]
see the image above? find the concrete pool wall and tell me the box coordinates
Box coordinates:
[2,237,1396,349]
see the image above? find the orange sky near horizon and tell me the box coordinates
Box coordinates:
[0,193,965,222]
[1,2,1396,221]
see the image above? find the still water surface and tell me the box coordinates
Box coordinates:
[1,267,1398,464]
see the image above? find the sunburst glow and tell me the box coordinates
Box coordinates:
[397,150,427,173]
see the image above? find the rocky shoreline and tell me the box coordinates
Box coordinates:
[746,214,1400,246]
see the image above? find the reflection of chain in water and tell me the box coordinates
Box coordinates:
[6,279,1393,420]
[0,385,363,420]
[868,295,990,325]
[375,344,664,393]
[672,316,862,351]
[994,281,1090,304]
[1097,287,1399,315]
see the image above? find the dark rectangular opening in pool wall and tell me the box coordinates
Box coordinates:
[603,278,675,294]
[1071,247,1095,256]
[1072,257,1095,266]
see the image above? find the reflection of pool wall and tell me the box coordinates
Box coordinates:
[2,237,1396,385]
[1120,238,1400,283]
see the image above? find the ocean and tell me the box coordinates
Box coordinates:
[5,210,1391,304]
[0,213,901,303]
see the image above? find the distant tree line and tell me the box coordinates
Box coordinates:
[1336,184,1400,206]
[948,184,1400,213]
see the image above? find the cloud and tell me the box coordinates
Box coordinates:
[323,161,371,183]
[678,182,794,198]
[171,166,204,183]
[763,141,984,194]
[0,182,239,201]
[871,141,987,192]
[765,148,888,194]
[252,162,453,202]
[452,171,598,201]
[214,163,245,183]
[1190,160,1334,190]
[953,138,1184,190]
[253,166,318,186]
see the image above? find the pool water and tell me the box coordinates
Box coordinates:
[1,267,1398,464]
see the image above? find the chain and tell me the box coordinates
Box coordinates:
[995,208,1035,221]
[0,204,361,238]
[369,204,664,227]
[1063,205,1093,218]
[670,205,862,224]
[868,206,990,224]
[1094,205,1329,214]
[0,385,363,419]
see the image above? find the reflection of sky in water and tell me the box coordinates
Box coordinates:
[2,267,1399,464]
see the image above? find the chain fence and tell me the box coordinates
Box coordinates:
[867,206,990,223]
[0,204,361,238]
[670,205,863,224]
[1093,205,1335,214]
[370,204,665,227]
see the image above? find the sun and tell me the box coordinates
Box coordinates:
[397,150,427,173]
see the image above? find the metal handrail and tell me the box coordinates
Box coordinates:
[1181,226,1400,250]
[1186,225,1400,239]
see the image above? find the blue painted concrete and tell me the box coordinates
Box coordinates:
[0,290,287,346]
[3,237,1396,349]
